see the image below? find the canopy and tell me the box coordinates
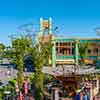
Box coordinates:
[43,65,100,77]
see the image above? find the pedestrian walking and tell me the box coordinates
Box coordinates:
[75,92,80,100]
[93,96,97,100]
[87,95,90,100]
[15,83,19,94]
[18,92,23,100]
[83,93,88,100]
[80,92,83,100]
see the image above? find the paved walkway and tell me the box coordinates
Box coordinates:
[0,67,17,85]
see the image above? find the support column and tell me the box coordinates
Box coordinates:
[49,17,52,34]
[58,42,60,54]
[39,17,44,37]
[90,86,93,100]
[97,78,99,93]
[75,40,79,65]
[51,88,59,100]
[52,36,56,67]
[70,42,72,55]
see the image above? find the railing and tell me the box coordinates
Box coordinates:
[56,55,74,59]
[56,55,97,60]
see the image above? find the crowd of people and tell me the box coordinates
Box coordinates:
[75,91,90,100]
[15,78,35,100]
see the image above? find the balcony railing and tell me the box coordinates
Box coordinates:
[56,55,97,60]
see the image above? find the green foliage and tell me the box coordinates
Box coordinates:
[4,46,15,59]
[0,43,5,51]
[0,86,4,100]
[34,71,44,100]
[9,34,52,99]
[30,45,44,100]
[0,43,5,58]
[8,79,17,87]
[30,73,35,81]
[78,42,89,65]
[30,40,52,100]
[12,37,32,85]
[42,40,52,65]
[44,74,54,84]
[12,37,32,55]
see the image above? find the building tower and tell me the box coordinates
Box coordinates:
[38,17,55,66]
[39,17,53,38]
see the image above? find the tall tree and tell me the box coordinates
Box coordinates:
[30,39,52,100]
[11,33,52,99]
[0,43,5,58]
[12,37,32,85]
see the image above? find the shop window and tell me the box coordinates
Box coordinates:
[88,49,91,54]
[72,42,75,46]
[67,42,70,46]
[56,42,58,46]
[56,48,58,54]
[95,48,98,53]
[72,48,75,55]
[65,42,67,46]
[66,48,70,55]
[60,43,63,46]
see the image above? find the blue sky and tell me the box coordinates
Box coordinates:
[0,0,100,45]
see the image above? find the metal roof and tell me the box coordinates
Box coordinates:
[43,65,100,77]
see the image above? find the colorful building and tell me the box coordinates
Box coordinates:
[52,37,100,67]
[40,18,100,99]
[38,17,100,68]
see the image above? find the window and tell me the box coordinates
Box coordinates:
[95,48,98,53]
[72,48,74,55]
[56,48,58,53]
[56,42,58,46]
[88,49,91,54]
[66,42,70,46]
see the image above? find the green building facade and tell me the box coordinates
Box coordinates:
[52,37,100,68]
[38,17,100,69]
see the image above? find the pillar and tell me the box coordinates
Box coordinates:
[39,17,44,37]
[70,42,72,55]
[52,36,56,67]
[75,40,79,65]
[49,17,52,34]
[97,78,99,93]
[90,86,93,100]
[58,42,60,54]
[51,88,59,100]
